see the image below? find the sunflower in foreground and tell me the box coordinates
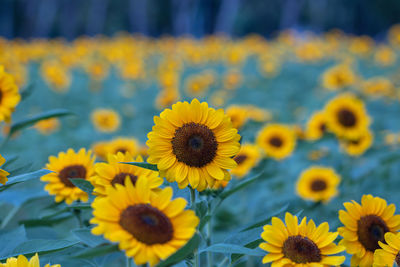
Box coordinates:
[91,108,121,133]
[256,124,296,160]
[91,152,163,196]
[41,148,95,204]
[91,176,199,266]
[325,94,370,140]
[0,154,9,185]
[340,129,373,157]
[305,111,327,141]
[0,66,21,123]
[147,99,241,191]
[231,144,261,178]
[259,212,345,266]
[338,195,400,266]
[374,232,400,267]
[0,253,60,267]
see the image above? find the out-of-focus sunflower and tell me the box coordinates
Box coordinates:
[322,64,356,90]
[361,77,395,99]
[91,141,109,160]
[91,177,199,267]
[0,66,21,123]
[340,130,373,156]
[338,195,400,266]
[259,212,345,266]
[296,166,341,203]
[0,154,9,185]
[374,46,396,66]
[147,99,240,191]
[374,232,400,267]
[231,144,261,178]
[91,108,121,133]
[104,137,138,156]
[34,118,60,135]
[256,124,296,160]
[306,111,327,140]
[226,105,249,130]
[41,148,95,205]
[0,253,60,267]
[91,152,163,197]
[325,94,370,140]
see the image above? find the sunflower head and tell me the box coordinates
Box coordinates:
[306,111,327,141]
[0,66,21,123]
[374,232,400,267]
[104,137,139,157]
[41,148,96,205]
[147,99,240,191]
[340,130,373,157]
[91,108,121,133]
[322,64,356,90]
[34,118,60,135]
[0,253,60,267]
[256,124,296,160]
[231,144,261,178]
[226,105,249,130]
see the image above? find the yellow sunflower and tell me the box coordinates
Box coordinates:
[91,176,199,267]
[0,66,21,123]
[306,111,327,141]
[91,108,121,133]
[340,130,373,156]
[0,253,60,267]
[41,148,96,205]
[0,154,9,185]
[91,141,109,160]
[104,137,138,157]
[146,99,241,191]
[260,212,345,266]
[325,94,370,140]
[322,64,356,90]
[256,124,296,160]
[338,195,400,266]
[91,152,163,197]
[296,166,341,203]
[374,232,400,267]
[34,118,60,135]
[226,105,249,130]
[231,144,261,178]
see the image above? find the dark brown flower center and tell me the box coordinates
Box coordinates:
[171,122,218,167]
[119,204,173,245]
[319,123,326,133]
[269,136,283,147]
[111,172,138,186]
[310,179,327,192]
[58,165,87,187]
[115,148,127,154]
[234,154,248,165]
[282,235,321,263]
[396,251,400,266]
[0,90,3,104]
[337,108,356,127]
[357,215,389,252]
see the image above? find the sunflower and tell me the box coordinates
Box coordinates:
[0,66,21,123]
[91,141,109,160]
[340,130,373,156]
[41,148,96,205]
[322,64,356,90]
[0,154,9,185]
[91,152,163,197]
[0,253,60,267]
[306,111,327,141]
[104,137,138,157]
[256,124,296,160]
[91,176,199,266]
[91,108,121,133]
[226,105,249,130]
[325,94,370,140]
[374,232,400,267]
[259,212,345,266]
[146,99,240,191]
[34,118,60,135]
[296,166,341,203]
[338,195,400,266]
[231,144,261,178]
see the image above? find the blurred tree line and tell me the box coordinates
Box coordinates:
[0,0,399,39]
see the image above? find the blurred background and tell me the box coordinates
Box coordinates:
[1,0,400,39]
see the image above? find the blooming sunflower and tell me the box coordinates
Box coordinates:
[91,176,199,266]
[325,94,370,140]
[296,166,341,203]
[226,105,249,130]
[259,212,345,266]
[91,108,121,133]
[306,111,327,141]
[338,195,400,266]
[104,137,138,157]
[0,253,60,267]
[322,64,356,90]
[34,118,60,135]
[41,148,96,205]
[256,124,296,160]
[340,130,373,157]
[146,99,240,191]
[0,66,21,123]
[374,232,400,267]
[231,144,261,178]
[0,154,9,185]
[91,152,163,197]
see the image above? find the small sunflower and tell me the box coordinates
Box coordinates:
[0,253,60,267]
[91,152,163,197]
[325,94,370,140]
[338,195,400,266]
[260,212,345,266]
[0,66,21,123]
[91,176,199,266]
[231,144,261,178]
[91,108,121,133]
[374,232,400,267]
[147,99,241,191]
[104,137,138,157]
[226,105,249,130]
[0,154,9,185]
[340,130,373,156]
[34,118,60,135]
[41,148,96,205]
[322,64,356,90]
[296,166,341,203]
[306,111,327,141]
[256,124,296,160]
[91,141,109,160]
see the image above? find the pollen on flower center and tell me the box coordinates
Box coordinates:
[357,215,389,251]
[338,108,356,127]
[310,179,327,192]
[171,122,218,167]
[269,136,283,147]
[119,204,173,245]
[234,154,248,165]
[282,235,322,263]
[59,165,87,187]
[112,172,138,186]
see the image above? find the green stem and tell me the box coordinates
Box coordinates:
[217,257,228,267]
[189,187,199,267]
[125,257,134,267]
[73,208,83,228]
[207,214,213,267]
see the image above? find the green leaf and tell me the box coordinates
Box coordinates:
[9,109,73,136]
[70,179,94,194]
[0,169,52,192]
[72,229,107,247]
[20,83,35,101]
[219,172,264,200]
[72,243,119,258]
[156,233,201,267]
[199,244,264,257]
[0,226,27,257]
[122,162,158,171]
[231,239,264,264]
[239,203,289,232]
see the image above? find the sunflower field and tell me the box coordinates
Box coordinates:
[0,26,400,267]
